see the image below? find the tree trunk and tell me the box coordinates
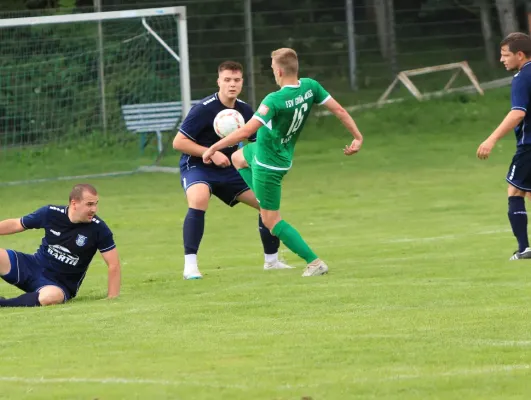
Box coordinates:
[495,0,519,37]
[386,0,398,74]
[373,0,388,59]
[477,0,496,68]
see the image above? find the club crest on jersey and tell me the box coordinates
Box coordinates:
[76,234,87,247]
[258,104,269,115]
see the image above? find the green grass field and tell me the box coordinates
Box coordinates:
[1,88,530,399]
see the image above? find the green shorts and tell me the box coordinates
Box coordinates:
[243,143,288,211]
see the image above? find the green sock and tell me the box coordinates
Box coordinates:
[238,167,253,191]
[272,220,318,263]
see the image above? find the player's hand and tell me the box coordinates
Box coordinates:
[210,151,231,168]
[344,139,362,155]
[202,147,216,164]
[477,138,496,160]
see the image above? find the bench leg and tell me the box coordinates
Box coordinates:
[139,133,147,155]
[156,130,163,154]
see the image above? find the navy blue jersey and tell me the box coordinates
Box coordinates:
[511,61,531,147]
[20,205,115,296]
[179,93,255,171]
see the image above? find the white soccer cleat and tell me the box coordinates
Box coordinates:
[509,247,531,260]
[302,259,329,277]
[183,267,203,280]
[263,260,295,270]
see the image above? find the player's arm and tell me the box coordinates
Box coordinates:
[173,132,210,156]
[0,219,25,235]
[477,110,525,159]
[323,98,364,143]
[172,106,231,167]
[478,77,529,159]
[172,105,210,156]
[100,247,121,299]
[487,110,525,141]
[209,119,261,152]
[0,205,48,235]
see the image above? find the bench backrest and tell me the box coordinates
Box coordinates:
[121,100,200,133]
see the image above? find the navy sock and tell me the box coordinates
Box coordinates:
[259,214,280,255]
[0,292,41,307]
[508,196,529,252]
[183,208,205,255]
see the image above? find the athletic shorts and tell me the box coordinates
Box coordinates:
[243,143,288,211]
[2,250,70,301]
[180,165,249,207]
[507,149,531,191]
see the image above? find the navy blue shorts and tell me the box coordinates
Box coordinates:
[180,166,249,207]
[2,250,70,301]
[507,150,531,191]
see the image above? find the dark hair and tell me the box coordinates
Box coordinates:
[218,61,243,74]
[69,183,97,203]
[500,32,531,56]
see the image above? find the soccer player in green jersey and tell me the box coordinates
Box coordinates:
[202,48,364,276]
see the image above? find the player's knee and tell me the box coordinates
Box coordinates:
[38,286,65,306]
[231,150,247,169]
[260,212,281,231]
[186,184,211,210]
[0,249,12,276]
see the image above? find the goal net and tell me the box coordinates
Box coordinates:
[0,7,191,185]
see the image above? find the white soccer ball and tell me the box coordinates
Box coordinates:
[213,109,245,138]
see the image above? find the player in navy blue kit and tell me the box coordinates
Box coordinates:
[0,184,121,307]
[477,32,531,259]
[173,61,292,279]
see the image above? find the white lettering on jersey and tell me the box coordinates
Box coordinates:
[304,90,313,100]
[202,96,216,106]
[49,206,65,214]
[47,245,80,266]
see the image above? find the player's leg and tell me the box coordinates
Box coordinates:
[253,167,328,276]
[36,285,66,306]
[181,169,212,279]
[506,152,531,259]
[232,145,253,190]
[0,249,64,307]
[234,143,289,268]
[507,184,531,259]
[236,189,293,270]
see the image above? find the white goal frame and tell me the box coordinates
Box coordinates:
[0,6,192,120]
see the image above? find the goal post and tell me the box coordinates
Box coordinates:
[0,6,191,148]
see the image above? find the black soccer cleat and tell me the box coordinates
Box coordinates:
[509,247,531,260]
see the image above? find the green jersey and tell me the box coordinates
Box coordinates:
[252,77,330,169]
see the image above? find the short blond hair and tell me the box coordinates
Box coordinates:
[271,48,298,76]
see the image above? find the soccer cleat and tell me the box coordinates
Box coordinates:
[509,247,531,260]
[263,260,295,270]
[302,259,329,277]
[183,267,203,280]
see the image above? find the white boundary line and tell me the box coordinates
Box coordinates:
[0,166,181,187]
[0,364,528,388]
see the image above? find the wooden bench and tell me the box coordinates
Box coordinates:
[121,100,200,154]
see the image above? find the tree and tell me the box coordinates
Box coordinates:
[495,0,519,36]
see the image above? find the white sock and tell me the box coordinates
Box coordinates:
[184,254,198,270]
[264,252,278,263]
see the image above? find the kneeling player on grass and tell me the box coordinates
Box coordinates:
[0,184,121,307]
[173,60,292,280]
[202,48,364,276]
